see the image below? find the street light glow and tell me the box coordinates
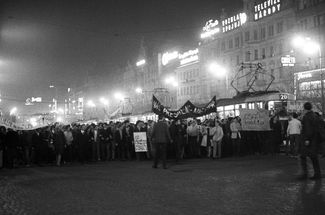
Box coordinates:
[292,36,320,55]
[135,87,143,94]
[165,76,178,87]
[87,100,96,107]
[99,97,109,105]
[114,92,124,100]
[10,107,17,115]
[58,108,64,114]
[49,85,55,88]
[305,40,320,55]
[208,63,227,77]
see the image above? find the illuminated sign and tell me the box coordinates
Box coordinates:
[179,49,199,65]
[222,13,247,33]
[200,19,220,39]
[281,55,296,67]
[32,97,42,102]
[279,94,288,100]
[162,51,179,66]
[297,73,312,80]
[254,0,281,21]
[136,59,146,67]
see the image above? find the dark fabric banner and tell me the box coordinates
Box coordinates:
[152,96,216,119]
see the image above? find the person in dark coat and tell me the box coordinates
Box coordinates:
[53,125,66,166]
[298,102,322,180]
[122,120,133,160]
[0,126,6,168]
[151,115,172,169]
[169,120,178,161]
[270,115,282,154]
[175,120,186,162]
[32,129,43,166]
[75,125,88,164]
[115,123,124,160]
[4,128,19,168]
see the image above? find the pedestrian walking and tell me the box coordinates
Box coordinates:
[287,113,301,156]
[298,102,322,180]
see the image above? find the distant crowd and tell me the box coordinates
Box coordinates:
[0,109,324,170]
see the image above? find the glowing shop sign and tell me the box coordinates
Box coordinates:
[162,51,179,66]
[222,13,247,33]
[254,0,281,21]
[200,19,220,39]
[297,73,312,80]
[281,55,296,67]
[136,59,146,67]
[179,49,199,65]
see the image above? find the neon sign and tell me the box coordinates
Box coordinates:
[200,19,220,39]
[162,51,179,66]
[281,55,295,67]
[222,13,247,33]
[136,59,146,67]
[297,73,312,80]
[254,0,281,21]
[179,49,199,65]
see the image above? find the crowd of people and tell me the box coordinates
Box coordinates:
[0,103,324,177]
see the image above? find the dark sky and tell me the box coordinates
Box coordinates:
[0,0,242,107]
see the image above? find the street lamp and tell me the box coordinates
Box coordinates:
[114,92,125,101]
[292,36,323,114]
[165,76,178,87]
[99,97,109,106]
[135,87,143,94]
[87,100,96,108]
[208,62,228,96]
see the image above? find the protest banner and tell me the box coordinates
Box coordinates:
[240,109,271,131]
[133,132,148,152]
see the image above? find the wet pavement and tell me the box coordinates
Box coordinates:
[0,155,325,215]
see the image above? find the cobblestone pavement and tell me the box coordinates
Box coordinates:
[0,155,325,215]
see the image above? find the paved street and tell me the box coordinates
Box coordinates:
[0,155,325,215]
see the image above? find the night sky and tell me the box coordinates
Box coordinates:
[0,0,242,108]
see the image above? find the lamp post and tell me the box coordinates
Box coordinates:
[208,63,228,97]
[292,36,323,114]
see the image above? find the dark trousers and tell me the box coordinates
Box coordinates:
[288,134,300,155]
[300,154,321,177]
[106,141,116,160]
[77,144,86,163]
[174,140,183,162]
[153,142,167,167]
[232,138,240,156]
[92,141,100,161]
[188,136,198,158]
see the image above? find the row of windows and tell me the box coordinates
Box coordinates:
[178,68,200,81]
[244,22,283,42]
[220,21,284,52]
[298,0,324,10]
[245,44,283,62]
[298,14,325,30]
[178,85,200,96]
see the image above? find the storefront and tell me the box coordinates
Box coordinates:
[294,68,324,100]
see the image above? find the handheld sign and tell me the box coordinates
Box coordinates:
[133,132,148,152]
